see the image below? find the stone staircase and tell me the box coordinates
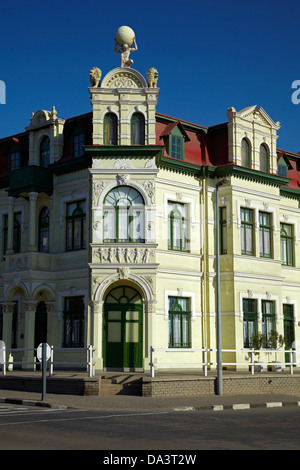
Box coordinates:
[99,374,143,396]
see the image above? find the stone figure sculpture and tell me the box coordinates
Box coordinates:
[114,25,137,68]
[90,67,102,87]
[147,67,158,88]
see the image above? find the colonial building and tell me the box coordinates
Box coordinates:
[0,30,299,373]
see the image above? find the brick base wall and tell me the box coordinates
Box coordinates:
[142,375,300,397]
[0,376,100,396]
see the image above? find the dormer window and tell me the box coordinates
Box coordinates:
[9,151,20,171]
[73,133,85,158]
[160,121,189,161]
[40,136,50,167]
[277,158,288,177]
[131,112,145,145]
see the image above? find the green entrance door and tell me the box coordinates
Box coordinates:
[104,286,143,369]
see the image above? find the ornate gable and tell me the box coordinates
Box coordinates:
[101,68,147,89]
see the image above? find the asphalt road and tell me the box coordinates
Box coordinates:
[0,402,299,452]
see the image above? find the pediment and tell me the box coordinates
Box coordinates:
[237,105,280,130]
[101,68,147,89]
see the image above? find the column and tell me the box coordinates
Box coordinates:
[2,303,14,349]
[6,197,15,254]
[91,300,104,371]
[22,301,37,370]
[2,303,14,370]
[29,192,38,252]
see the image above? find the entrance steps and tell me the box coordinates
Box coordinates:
[99,374,143,396]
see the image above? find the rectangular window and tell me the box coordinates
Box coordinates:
[73,134,85,158]
[13,213,21,254]
[243,299,258,348]
[259,211,272,258]
[2,214,7,258]
[283,304,295,350]
[170,136,183,160]
[241,208,254,255]
[12,301,18,349]
[168,296,191,348]
[280,223,293,266]
[168,202,188,251]
[220,207,227,254]
[262,300,275,348]
[66,200,86,251]
[10,151,20,171]
[63,296,85,347]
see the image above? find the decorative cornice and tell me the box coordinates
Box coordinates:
[215,164,290,188]
[84,145,164,159]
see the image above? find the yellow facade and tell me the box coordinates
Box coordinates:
[0,56,299,375]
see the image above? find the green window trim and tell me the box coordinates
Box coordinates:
[167,126,185,160]
[259,211,272,258]
[103,186,145,243]
[240,207,254,256]
[168,296,191,348]
[168,201,189,252]
[104,112,118,145]
[262,300,275,348]
[280,223,294,266]
[243,298,258,348]
[131,112,145,145]
[259,144,269,173]
[241,138,251,168]
[283,304,295,350]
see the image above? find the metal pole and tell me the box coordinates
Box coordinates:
[215,178,229,395]
[216,182,223,395]
[42,343,46,401]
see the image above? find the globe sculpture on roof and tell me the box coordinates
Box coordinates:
[114,26,138,68]
[115,26,135,47]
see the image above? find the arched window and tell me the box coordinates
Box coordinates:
[103,186,145,243]
[241,139,251,168]
[131,113,145,145]
[259,144,269,173]
[104,113,118,145]
[40,136,50,167]
[39,207,49,252]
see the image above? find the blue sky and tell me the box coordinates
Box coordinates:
[0,0,300,153]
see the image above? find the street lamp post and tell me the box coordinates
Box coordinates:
[215,178,229,395]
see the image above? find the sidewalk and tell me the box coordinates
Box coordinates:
[1,388,300,413]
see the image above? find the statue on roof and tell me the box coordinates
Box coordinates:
[114,26,137,68]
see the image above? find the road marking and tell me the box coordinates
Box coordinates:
[0,411,169,427]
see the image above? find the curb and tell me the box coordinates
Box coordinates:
[174,401,300,412]
[202,401,300,411]
[0,397,68,409]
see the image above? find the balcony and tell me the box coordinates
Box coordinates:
[8,165,53,197]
